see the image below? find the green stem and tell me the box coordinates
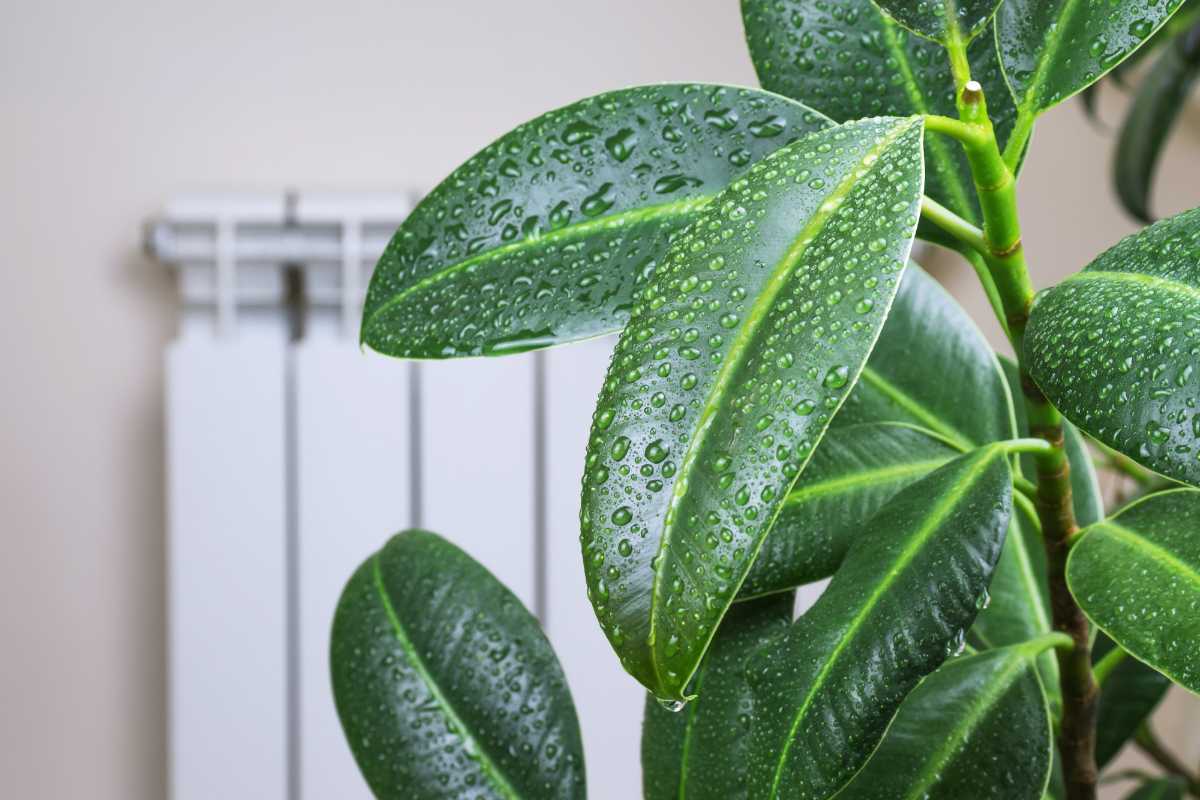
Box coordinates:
[919,195,988,253]
[1002,110,1035,171]
[949,80,1098,800]
[1092,645,1128,687]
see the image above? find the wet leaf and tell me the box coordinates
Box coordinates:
[738,422,958,599]
[1024,207,1200,487]
[742,0,1018,246]
[331,530,585,799]
[361,84,830,358]
[871,0,1003,45]
[834,641,1054,800]
[1067,489,1200,693]
[969,496,1061,715]
[642,593,794,800]
[747,445,1013,800]
[996,0,1187,119]
[838,264,1018,450]
[579,116,925,701]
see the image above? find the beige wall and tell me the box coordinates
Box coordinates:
[0,2,1196,798]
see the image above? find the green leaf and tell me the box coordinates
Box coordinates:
[834,642,1054,800]
[1124,777,1188,800]
[1094,633,1171,767]
[1114,24,1200,223]
[838,264,1018,451]
[747,445,1014,800]
[871,0,1003,45]
[1000,357,1105,526]
[361,84,830,358]
[738,422,958,600]
[742,0,1018,242]
[331,530,585,799]
[996,0,1188,119]
[969,497,1062,714]
[642,593,794,800]
[1067,488,1200,693]
[1024,207,1200,487]
[579,116,925,701]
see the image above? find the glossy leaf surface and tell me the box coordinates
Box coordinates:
[747,445,1013,800]
[996,0,1187,118]
[742,0,1018,244]
[331,531,585,799]
[871,0,1003,44]
[1115,24,1200,223]
[969,497,1061,712]
[1094,633,1171,767]
[580,117,924,700]
[1025,207,1200,487]
[835,642,1053,800]
[642,593,794,800]
[1125,778,1187,800]
[361,84,830,358]
[838,264,1017,451]
[1067,489,1200,693]
[738,423,958,599]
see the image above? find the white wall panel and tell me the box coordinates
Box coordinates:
[420,355,537,610]
[544,336,645,799]
[166,324,288,800]
[294,317,411,800]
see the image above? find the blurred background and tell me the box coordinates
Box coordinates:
[2,1,1198,798]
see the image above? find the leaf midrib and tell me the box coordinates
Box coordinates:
[901,653,1028,800]
[1088,521,1200,592]
[784,457,952,506]
[768,447,999,798]
[371,556,523,800]
[1011,0,1086,116]
[646,117,921,697]
[363,195,711,334]
[876,11,977,222]
[858,366,975,451]
[1066,269,1200,303]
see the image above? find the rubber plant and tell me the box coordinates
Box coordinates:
[329,2,1200,799]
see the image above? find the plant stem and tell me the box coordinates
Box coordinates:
[1092,644,1128,687]
[919,196,988,252]
[1135,725,1200,798]
[949,81,1099,800]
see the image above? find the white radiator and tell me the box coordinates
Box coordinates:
[150,192,644,799]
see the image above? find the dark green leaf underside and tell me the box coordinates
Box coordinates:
[1093,632,1171,767]
[1114,26,1200,223]
[1125,777,1187,800]
[331,530,585,799]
